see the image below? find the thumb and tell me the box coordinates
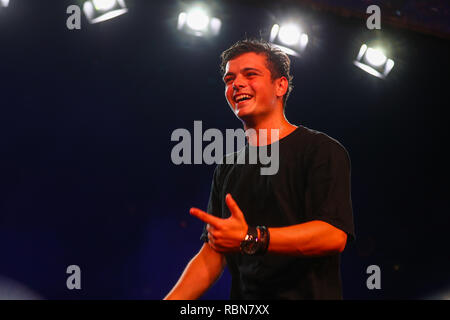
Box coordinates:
[225,194,245,221]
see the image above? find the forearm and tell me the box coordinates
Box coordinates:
[267,220,347,256]
[164,243,226,300]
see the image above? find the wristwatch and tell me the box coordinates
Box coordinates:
[240,226,259,255]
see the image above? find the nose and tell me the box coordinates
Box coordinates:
[232,74,246,90]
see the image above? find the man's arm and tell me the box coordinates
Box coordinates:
[164,242,226,300]
[268,220,347,256]
[190,194,348,256]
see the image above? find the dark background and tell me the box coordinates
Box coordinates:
[0,0,449,299]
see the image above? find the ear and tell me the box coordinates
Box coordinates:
[275,76,288,98]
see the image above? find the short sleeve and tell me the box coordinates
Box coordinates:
[305,135,355,242]
[200,164,223,243]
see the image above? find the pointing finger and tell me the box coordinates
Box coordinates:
[190,208,223,228]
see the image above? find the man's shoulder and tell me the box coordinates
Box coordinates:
[298,126,351,168]
[299,125,348,152]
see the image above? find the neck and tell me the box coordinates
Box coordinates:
[242,111,297,146]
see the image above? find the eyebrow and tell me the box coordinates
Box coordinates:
[223,67,262,80]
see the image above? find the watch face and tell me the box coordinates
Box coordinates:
[242,240,258,255]
[241,234,258,255]
[240,227,259,255]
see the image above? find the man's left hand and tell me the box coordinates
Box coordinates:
[190,193,248,253]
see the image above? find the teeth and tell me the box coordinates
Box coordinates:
[235,94,252,102]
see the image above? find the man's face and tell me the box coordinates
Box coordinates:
[223,52,285,121]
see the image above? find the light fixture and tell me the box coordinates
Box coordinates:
[0,0,10,8]
[177,5,221,37]
[269,23,308,57]
[354,44,395,79]
[83,0,128,24]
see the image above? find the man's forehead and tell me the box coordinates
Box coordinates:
[225,52,268,73]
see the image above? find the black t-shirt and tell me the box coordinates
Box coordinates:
[200,125,355,300]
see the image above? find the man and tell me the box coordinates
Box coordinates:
[165,39,355,300]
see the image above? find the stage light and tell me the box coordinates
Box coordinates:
[278,24,301,46]
[83,0,128,24]
[365,48,387,66]
[186,8,209,31]
[0,0,9,8]
[269,23,308,57]
[177,5,221,37]
[93,0,116,11]
[354,44,395,79]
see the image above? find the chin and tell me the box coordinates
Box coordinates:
[235,109,254,121]
[234,103,256,118]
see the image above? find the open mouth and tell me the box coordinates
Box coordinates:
[234,94,253,104]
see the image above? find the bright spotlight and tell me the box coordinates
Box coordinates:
[269,23,308,57]
[93,0,116,11]
[278,25,301,46]
[354,44,395,79]
[186,8,210,31]
[365,48,387,66]
[0,0,10,7]
[177,6,221,37]
[300,33,309,48]
[83,0,128,24]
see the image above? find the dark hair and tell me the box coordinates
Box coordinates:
[220,39,294,108]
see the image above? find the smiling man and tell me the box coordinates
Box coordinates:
[165,39,355,300]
